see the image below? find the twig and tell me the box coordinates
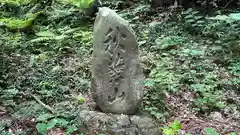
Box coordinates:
[224,0,234,8]
[31,94,55,114]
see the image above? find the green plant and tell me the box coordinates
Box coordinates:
[204,128,221,135]
[191,71,227,112]
[148,57,181,92]
[181,8,205,33]
[209,13,240,21]
[76,95,86,105]
[154,35,187,50]
[1,0,240,134]
[142,56,181,121]
[36,117,77,135]
[161,120,182,135]
[57,0,94,9]
[181,10,240,56]
[0,0,33,6]
[0,11,41,30]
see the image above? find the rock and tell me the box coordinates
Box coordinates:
[130,115,162,135]
[91,7,144,114]
[76,109,161,135]
[210,111,223,121]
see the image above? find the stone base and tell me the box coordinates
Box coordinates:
[75,109,162,135]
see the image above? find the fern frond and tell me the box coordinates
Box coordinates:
[35,31,56,37]
[31,30,69,43]
[57,0,94,9]
[0,11,41,29]
[0,0,33,6]
[30,37,52,43]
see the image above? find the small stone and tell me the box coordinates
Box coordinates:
[210,111,223,121]
[116,114,130,128]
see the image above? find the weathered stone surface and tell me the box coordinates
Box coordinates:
[76,109,162,135]
[91,7,144,114]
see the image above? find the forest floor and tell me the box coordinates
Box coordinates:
[0,1,240,135]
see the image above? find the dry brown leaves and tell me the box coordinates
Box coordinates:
[165,90,240,135]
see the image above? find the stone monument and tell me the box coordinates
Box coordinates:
[76,7,161,135]
[91,7,144,114]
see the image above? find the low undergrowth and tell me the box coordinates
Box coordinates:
[0,0,240,135]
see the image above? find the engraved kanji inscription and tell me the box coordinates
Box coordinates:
[103,27,127,102]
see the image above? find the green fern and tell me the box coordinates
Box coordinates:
[161,120,182,135]
[0,11,41,29]
[31,31,68,43]
[57,0,94,9]
[0,0,33,6]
